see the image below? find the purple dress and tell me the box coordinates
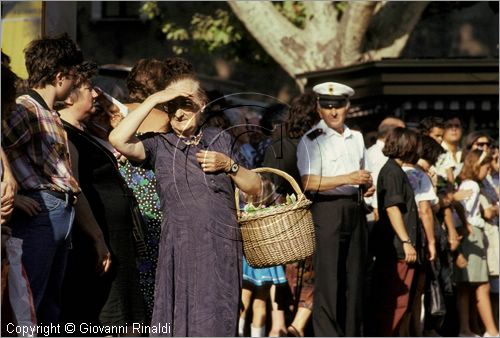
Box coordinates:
[140,128,242,336]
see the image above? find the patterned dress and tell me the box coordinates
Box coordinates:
[119,133,163,323]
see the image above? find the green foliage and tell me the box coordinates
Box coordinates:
[140,1,160,20]
[191,9,243,52]
[137,1,308,64]
[273,1,308,29]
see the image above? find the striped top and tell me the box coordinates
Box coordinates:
[2,92,80,194]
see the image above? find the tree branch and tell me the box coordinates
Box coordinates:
[303,1,337,37]
[364,1,430,52]
[337,2,378,65]
[228,1,308,78]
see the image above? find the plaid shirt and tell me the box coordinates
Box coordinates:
[2,92,80,194]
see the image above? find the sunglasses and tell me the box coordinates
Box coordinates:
[318,98,348,109]
[162,96,200,115]
[475,142,491,148]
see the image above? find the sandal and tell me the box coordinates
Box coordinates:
[287,325,304,337]
[269,328,288,337]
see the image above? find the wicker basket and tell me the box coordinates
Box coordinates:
[235,167,315,268]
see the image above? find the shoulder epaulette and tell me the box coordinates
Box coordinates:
[306,128,324,140]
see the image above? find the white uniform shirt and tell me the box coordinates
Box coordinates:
[366,139,388,208]
[296,120,368,195]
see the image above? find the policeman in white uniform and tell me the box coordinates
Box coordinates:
[297,82,375,336]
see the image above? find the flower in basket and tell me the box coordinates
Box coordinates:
[240,194,297,217]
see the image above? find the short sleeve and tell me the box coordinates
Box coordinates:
[296,137,322,176]
[379,166,406,210]
[415,173,438,205]
[211,129,239,159]
[133,133,159,170]
[406,168,438,205]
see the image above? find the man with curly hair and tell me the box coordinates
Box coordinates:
[1,34,94,324]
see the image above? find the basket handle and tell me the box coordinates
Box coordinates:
[234,167,305,218]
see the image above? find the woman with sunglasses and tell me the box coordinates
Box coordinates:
[109,73,262,337]
[464,130,494,156]
[455,150,498,337]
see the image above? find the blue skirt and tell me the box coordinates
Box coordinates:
[242,256,287,286]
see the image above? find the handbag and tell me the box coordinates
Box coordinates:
[428,260,446,318]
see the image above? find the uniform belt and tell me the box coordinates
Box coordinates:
[309,194,358,202]
[39,189,78,206]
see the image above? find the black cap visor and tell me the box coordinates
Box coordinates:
[317,95,348,109]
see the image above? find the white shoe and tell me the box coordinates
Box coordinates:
[483,332,500,337]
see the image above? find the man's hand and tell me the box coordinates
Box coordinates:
[13,195,41,217]
[196,151,231,173]
[1,178,17,206]
[94,238,112,275]
[1,201,14,225]
[348,170,372,186]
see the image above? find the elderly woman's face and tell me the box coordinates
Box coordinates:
[165,78,204,137]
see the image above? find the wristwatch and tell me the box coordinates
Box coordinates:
[401,239,414,246]
[227,161,239,174]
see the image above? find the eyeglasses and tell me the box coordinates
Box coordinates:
[318,98,348,109]
[445,123,461,129]
[162,96,200,115]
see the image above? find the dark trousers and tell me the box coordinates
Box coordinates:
[311,198,367,336]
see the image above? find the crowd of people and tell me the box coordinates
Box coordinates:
[1,34,499,338]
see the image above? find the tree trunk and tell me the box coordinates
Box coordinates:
[362,1,430,60]
[228,1,309,79]
[228,1,430,86]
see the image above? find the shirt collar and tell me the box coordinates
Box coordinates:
[319,119,352,139]
[441,141,461,153]
[27,89,60,116]
[161,130,209,151]
[375,139,385,149]
[27,89,49,109]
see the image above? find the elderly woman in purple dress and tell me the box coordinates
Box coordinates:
[109,73,262,337]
